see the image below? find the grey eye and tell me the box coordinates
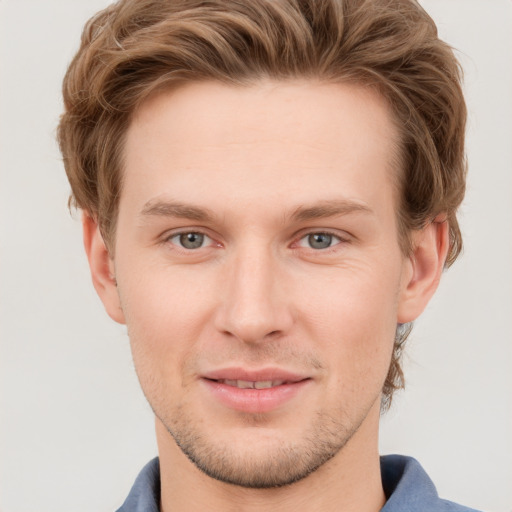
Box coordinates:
[171,232,209,249]
[307,233,333,249]
[298,232,342,250]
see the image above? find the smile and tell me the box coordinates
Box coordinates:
[201,372,311,413]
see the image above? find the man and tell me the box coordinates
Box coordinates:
[57,0,480,510]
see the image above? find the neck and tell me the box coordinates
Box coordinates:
[156,403,385,512]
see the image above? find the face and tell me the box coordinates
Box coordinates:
[100,81,420,487]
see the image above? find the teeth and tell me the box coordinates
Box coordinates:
[254,380,274,389]
[237,380,255,389]
[219,379,285,389]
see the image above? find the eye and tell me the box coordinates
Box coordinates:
[298,232,342,250]
[169,232,212,250]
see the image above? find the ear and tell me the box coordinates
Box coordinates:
[397,216,450,323]
[82,213,126,324]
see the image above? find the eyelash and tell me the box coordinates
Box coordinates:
[295,231,348,251]
[165,231,215,251]
[162,229,349,253]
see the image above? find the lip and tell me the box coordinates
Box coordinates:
[202,367,309,383]
[201,367,312,414]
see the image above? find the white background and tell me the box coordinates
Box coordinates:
[0,1,511,511]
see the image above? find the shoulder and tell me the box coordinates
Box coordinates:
[380,454,482,512]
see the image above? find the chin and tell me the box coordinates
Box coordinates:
[161,408,361,488]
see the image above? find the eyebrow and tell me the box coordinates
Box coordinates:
[139,198,373,224]
[290,199,373,222]
[140,200,216,222]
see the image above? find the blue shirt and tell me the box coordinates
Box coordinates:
[116,455,481,511]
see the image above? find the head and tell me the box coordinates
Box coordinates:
[58,0,466,488]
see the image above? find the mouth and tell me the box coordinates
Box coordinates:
[201,369,312,413]
[208,379,295,389]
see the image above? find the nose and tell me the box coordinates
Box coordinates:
[214,245,294,344]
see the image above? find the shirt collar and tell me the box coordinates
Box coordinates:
[117,454,478,511]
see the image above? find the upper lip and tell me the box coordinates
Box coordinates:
[201,367,310,383]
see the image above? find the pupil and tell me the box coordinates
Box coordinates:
[309,233,332,249]
[180,232,204,249]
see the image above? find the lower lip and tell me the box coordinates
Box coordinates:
[201,379,311,414]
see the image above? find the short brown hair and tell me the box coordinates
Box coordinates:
[58,0,467,406]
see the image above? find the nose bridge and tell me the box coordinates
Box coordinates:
[216,239,292,343]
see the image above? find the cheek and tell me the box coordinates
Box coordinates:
[298,263,401,387]
[119,257,213,327]
[116,264,215,384]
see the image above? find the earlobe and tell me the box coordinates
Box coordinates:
[82,213,126,324]
[397,216,450,323]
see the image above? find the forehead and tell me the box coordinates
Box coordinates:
[121,80,399,221]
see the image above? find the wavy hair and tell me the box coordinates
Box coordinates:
[58,0,467,406]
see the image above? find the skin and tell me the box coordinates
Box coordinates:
[84,80,448,512]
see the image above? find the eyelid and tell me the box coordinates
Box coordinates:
[170,232,212,248]
[161,227,221,249]
[158,226,351,251]
[292,229,351,251]
[295,228,350,241]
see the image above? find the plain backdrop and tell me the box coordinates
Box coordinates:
[1,1,511,511]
